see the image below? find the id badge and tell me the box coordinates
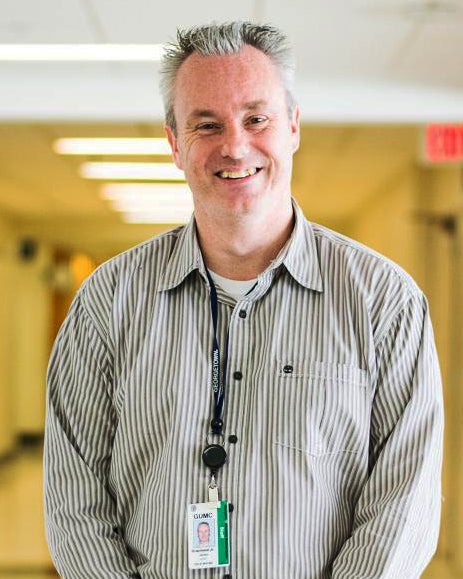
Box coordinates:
[187,500,230,569]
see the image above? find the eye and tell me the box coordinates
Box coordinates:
[246,115,268,128]
[196,122,221,132]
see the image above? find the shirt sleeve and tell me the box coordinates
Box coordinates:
[331,292,444,578]
[44,293,140,578]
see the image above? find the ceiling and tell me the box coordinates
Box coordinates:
[0,0,462,121]
[0,1,461,258]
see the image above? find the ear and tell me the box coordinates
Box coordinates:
[165,124,183,170]
[290,105,300,153]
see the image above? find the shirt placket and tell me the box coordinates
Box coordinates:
[214,273,274,579]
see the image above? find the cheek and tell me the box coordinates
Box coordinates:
[275,136,297,167]
[181,141,206,170]
[257,130,290,161]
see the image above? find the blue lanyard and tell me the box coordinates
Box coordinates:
[206,270,229,436]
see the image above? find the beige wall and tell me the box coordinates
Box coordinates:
[418,167,463,571]
[345,164,423,284]
[345,163,462,571]
[12,241,53,434]
[0,221,53,453]
[0,215,15,455]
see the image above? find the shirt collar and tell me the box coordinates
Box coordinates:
[158,216,207,291]
[158,199,324,293]
[267,199,324,293]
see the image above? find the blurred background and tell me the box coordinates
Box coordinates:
[0,1,462,577]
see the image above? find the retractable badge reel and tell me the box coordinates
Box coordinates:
[202,418,227,471]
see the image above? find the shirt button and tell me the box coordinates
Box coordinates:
[238,309,247,318]
[223,574,232,579]
[228,434,238,444]
[233,371,243,380]
[283,364,293,374]
[228,503,234,513]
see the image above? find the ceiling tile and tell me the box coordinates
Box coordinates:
[392,22,463,87]
[88,0,258,43]
[261,0,414,79]
[0,0,95,43]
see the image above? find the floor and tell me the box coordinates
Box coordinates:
[0,445,460,579]
[0,444,56,578]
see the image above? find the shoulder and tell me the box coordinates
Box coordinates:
[309,221,424,338]
[77,225,185,330]
[311,221,419,292]
[85,226,184,289]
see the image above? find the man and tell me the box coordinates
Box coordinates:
[44,22,443,578]
[197,522,211,549]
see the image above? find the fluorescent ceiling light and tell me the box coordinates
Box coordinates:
[100,183,194,224]
[81,162,185,181]
[101,183,193,208]
[123,210,192,224]
[54,138,171,155]
[101,183,192,199]
[0,44,164,61]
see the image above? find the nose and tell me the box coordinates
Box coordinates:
[220,123,250,160]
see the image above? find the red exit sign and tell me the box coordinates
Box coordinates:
[425,124,463,163]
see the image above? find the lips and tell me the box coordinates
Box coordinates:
[215,167,261,179]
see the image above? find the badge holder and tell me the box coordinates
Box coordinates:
[187,495,230,570]
[188,438,230,570]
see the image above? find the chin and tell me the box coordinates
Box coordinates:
[224,193,262,214]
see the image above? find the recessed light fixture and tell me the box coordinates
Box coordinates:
[54,138,171,155]
[100,183,194,224]
[80,162,185,181]
[0,44,165,61]
[101,183,192,205]
[122,210,192,223]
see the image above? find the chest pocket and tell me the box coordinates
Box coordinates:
[270,361,371,456]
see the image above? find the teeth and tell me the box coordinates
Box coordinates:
[218,168,258,179]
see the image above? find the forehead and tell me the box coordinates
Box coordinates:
[173,45,285,118]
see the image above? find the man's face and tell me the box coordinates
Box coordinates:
[165,45,300,222]
[197,522,210,544]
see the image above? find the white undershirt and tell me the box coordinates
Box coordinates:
[208,270,257,301]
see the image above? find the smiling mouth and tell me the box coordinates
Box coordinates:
[215,167,262,179]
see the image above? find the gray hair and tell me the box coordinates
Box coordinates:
[159,21,297,132]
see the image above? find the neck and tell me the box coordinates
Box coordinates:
[195,200,294,281]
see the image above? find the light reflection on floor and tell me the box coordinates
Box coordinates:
[0,445,461,579]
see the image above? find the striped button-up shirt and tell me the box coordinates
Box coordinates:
[44,202,443,579]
